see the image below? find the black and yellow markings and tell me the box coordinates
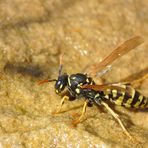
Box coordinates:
[130,91,141,107]
[77,83,84,87]
[121,86,135,108]
[104,89,112,100]
[60,84,63,89]
[86,78,90,83]
[68,77,71,86]
[56,89,59,93]
[113,85,148,108]
[132,93,148,108]
[86,77,94,85]
[72,77,76,80]
[106,88,125,106]
[112,89,118,98]
[55,84,63,93]
[75,88,80,94]
[135,95,145,108]
[114,92,125,106]
[94,93,100,98]
[140,96,148,108]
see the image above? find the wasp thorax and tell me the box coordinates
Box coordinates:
[69,73,93,86]
[55,74,68,94]
[67,73,95,96]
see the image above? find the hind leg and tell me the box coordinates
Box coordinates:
[101,101,135,142]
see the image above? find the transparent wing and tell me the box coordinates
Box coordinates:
[81,83,138,97]
[81,84,126,92]
[86,36,144,76]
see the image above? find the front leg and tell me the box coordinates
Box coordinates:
[52,95,69,115]
[72,101,88,126]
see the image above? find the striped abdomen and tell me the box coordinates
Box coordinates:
[104,85,148,109]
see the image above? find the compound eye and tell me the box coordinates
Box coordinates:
[55,80,64,94]
[55,74,68,94]
[55,80,61,89]
[57,80,61,86]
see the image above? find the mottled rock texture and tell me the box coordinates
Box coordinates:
[0,0,147,147]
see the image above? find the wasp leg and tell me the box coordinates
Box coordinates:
[101,101,134,141]
[120,73,148,88]
[52,95,69,115]
[72,101,88,126]
[130,73,148,87]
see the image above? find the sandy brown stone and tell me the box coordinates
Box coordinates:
[0,0,147,147]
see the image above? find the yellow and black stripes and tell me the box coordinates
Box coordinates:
[104,85,148,109]
[130,92,148,108]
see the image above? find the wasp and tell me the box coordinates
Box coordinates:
[38,36,148,141]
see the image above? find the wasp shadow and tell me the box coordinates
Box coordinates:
[4,62,43,78]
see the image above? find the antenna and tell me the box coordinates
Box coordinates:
[38,54,64,85]
[58,54,63,76]
[38,79,57,85]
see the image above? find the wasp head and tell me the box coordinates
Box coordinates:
[55,73,68,94]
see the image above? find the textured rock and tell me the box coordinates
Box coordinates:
[0,0,147,147]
